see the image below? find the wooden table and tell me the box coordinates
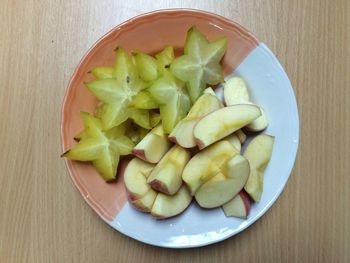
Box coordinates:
[1,0,349,262]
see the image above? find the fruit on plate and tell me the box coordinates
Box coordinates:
[123,158,157,212]
[90,66,114,80]
[170,26,227,103]
[132,123,172,163]
[194,104,262,149]
[235,129,247,144]
[243,134,275,201]
[168,92,222,148]
[223,77,250,105]
[182,140,239,195]
[195,154,250,208]
[147,145,190,195]
[224,76,268,132]
[222,190,251,218]
[61,112,134,181]
[151,185,192,219]
[133,51,159,82]
[148,70,191,133]
[155,46,175,74]
[225,133,241,151]
[203,87,217,96]
[85,48,150,130]
[246,107,269,132]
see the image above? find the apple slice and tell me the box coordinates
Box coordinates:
[235,129,247,144]
[151,185,192,219]
[245,107,269,132]
[130,189,158,212]
[222,190,251,218]
[194,104,262,149]
[132,124,172,163]
[225,133,241,152]
[182,141,238,195]
[123,158,157,212]
[147,145,190,195]
[168,93,222,148]
[243,134,275,202]
[195,155,250,208]
[203,87,216,96]
[224,77,250,105]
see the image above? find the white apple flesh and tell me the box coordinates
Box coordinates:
[222,190,251,218]
[169,93,222,148]
[243,134,275,202]
[224,77,250,105]
[147,145,190,195]
[245,107,269,132]
[133,124,172,163]
[123,158,157,212]
[194,104,262,149]
[151,185,192,219]
[182,140,238,195]
[195,154,250,208]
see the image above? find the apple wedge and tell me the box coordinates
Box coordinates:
[203,87,216,96]
[151,185,192,219]
[243,134,275,202]
[245,107,269,132]
[168,93,222,148]
[182,140,238,195]
[225,133,241,152]
[147,145,190,195]
[123,158,157,212]
[194,104,262,149]
[222,190,251,218]
[195,155,250,208]
[235,129,247,144]
[224,77,250,105]
[132,124,172,163]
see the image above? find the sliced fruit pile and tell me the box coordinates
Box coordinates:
[62,26,275,220]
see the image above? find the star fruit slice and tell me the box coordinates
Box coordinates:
[62,112,134,181]
[148,70,191,133]
[86,48,150,130]
[170,26,227,102]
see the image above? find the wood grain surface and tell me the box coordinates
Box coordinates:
[0,0,349,262]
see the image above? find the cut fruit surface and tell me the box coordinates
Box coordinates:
[148,70,191,133]
[246,106,269,132]
[133,51,159,82]
[147,145,190,195]
[224,77,250,105]
[194,104,262,149]
[195,154,250,208]
[243,134,275,201]
[86,48,147,130]
[170,26,227,102]
[62,113,134,181]
[90,66,113,80]
[133,124,172,163]
[225,133,241,152]
[182,140,238,195]
[222,190,251,218]
[151,185,192,219]
[169,93,222,148]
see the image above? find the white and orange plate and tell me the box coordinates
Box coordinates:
[61,9,299,248]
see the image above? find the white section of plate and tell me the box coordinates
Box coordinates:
[110,43,299,248]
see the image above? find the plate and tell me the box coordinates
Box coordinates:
[61,9,299,248]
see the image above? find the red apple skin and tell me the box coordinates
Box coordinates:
[132,149,147,161]
[167,136,178,144]
[195,138,206,150]
[239,190,252,217]
[149,179,169,194]
[125,188,139,202]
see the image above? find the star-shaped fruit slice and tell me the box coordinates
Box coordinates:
[86,48,150,130]
[148,70,191,133]
[62,112,134,181]
[170,26,227,102]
